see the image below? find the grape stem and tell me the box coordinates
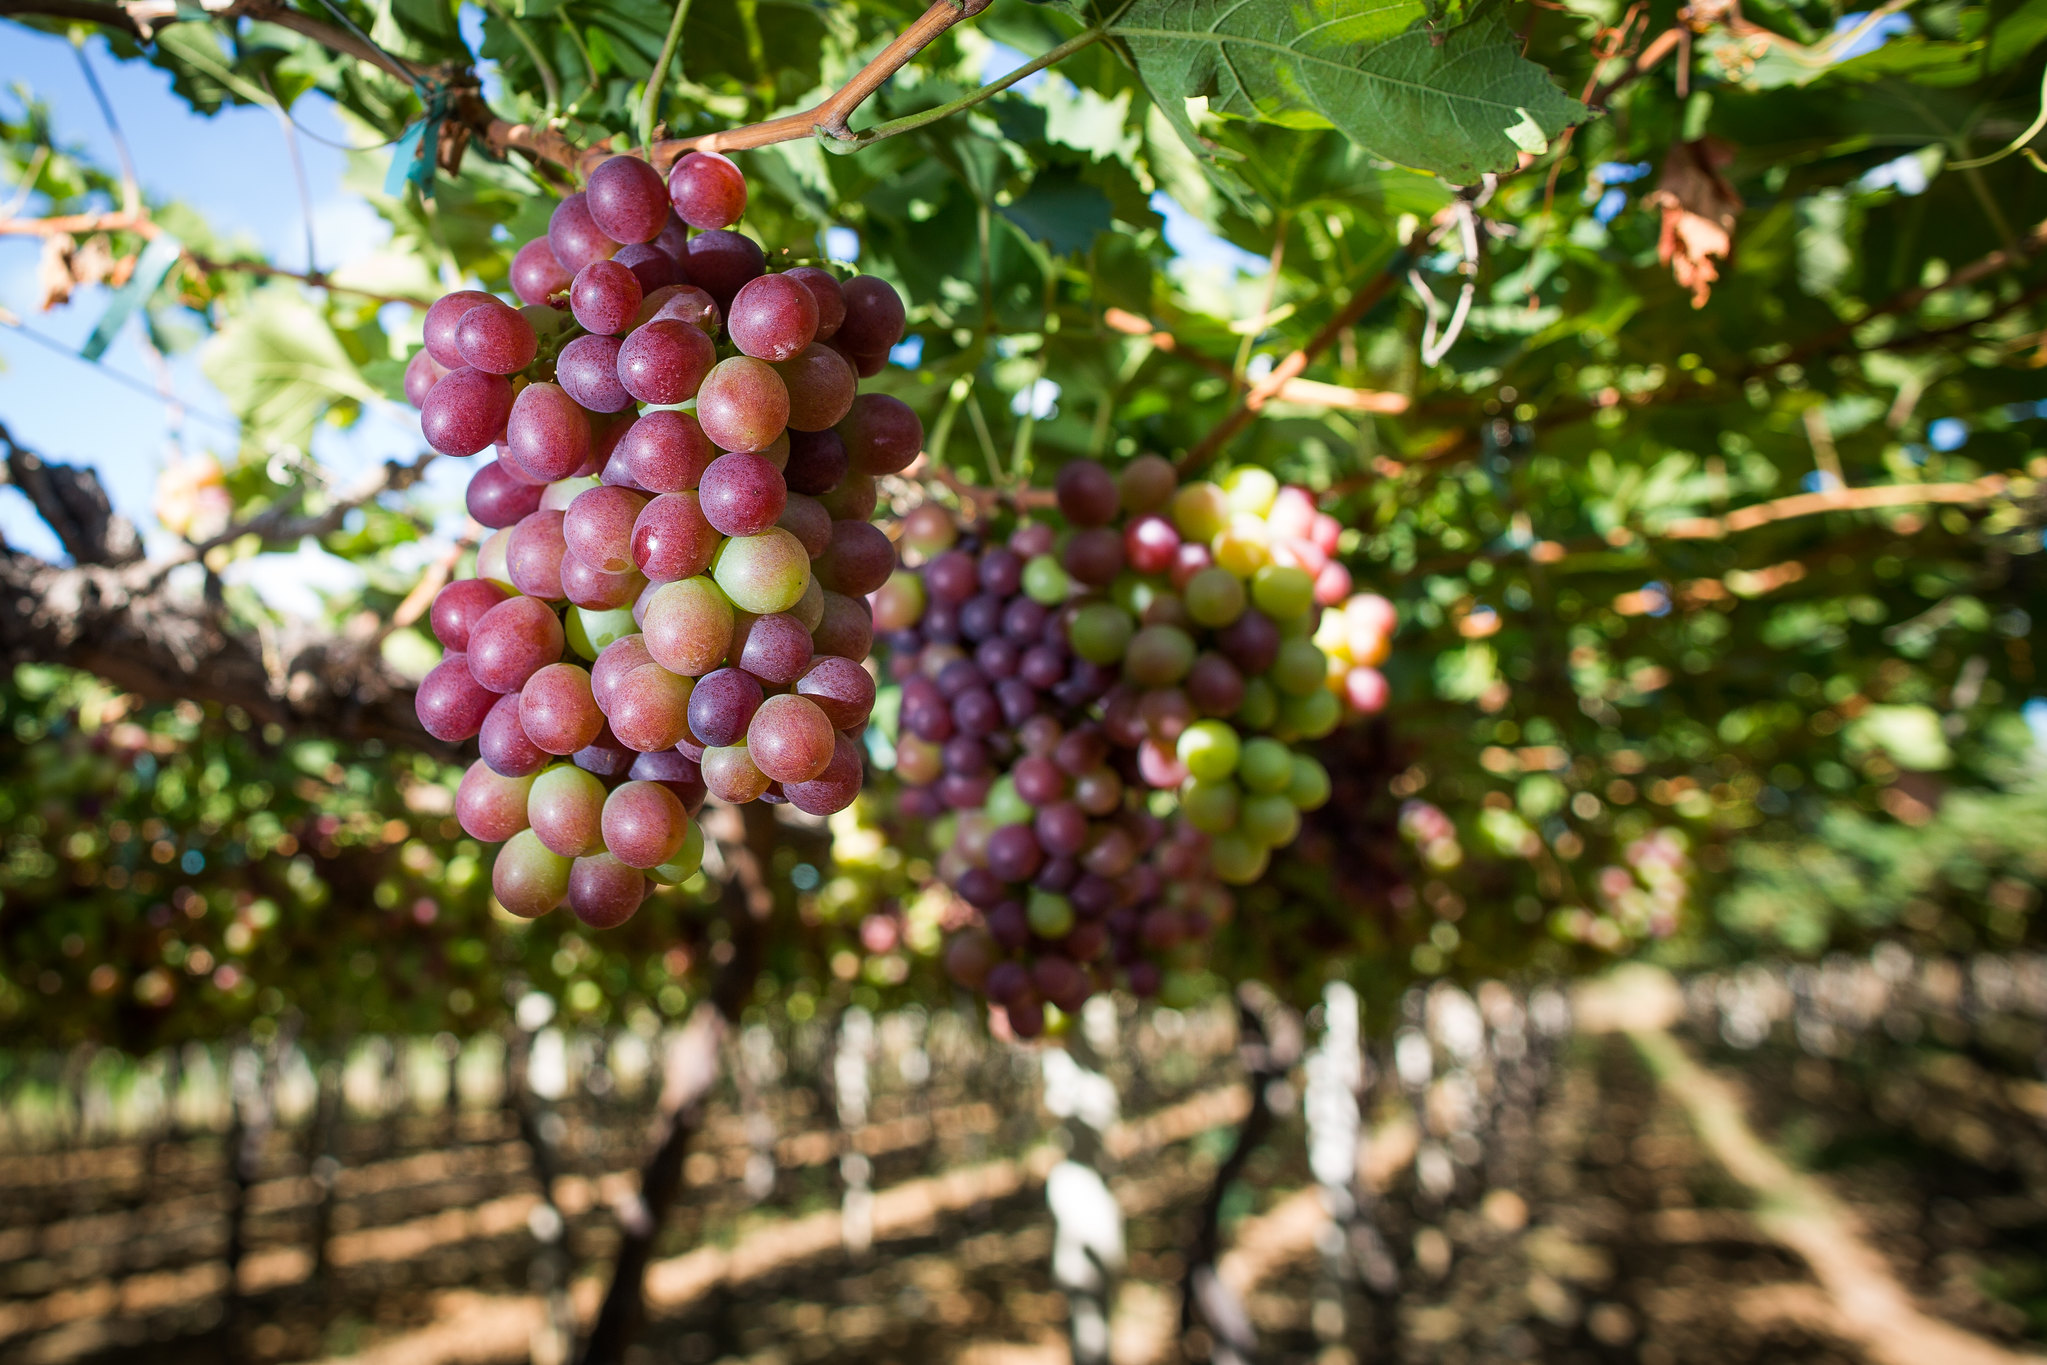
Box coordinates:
[638,0,694,157]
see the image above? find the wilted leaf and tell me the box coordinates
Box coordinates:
[1645,138,1743,308]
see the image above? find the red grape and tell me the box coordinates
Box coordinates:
[457,758,534,841]
[606,661,695,752]
[668,151,748,229]
[586,154,670,244]
[416,653,498,741]
[421,367,513,457]
[591,634,655,711]
[837,275,905,354]
[467,595,566,693]
[735,611,814,686]
[698,452,787,537]
[493,831,570,918]
[403,348,447,407]
[504,382,592,481]
[643,576,736,676]
[837,393,923,475]
[455,297,537,375]
[556,333,634,413]
[510,238,572,306]
[695,357,789,454]
[649,284,721,334]
[431,578,511,652]
[687,667,763,747]
[682,229,765,308]
[746,692,835,783]
[1056,460,1118,527]
[423,290,496,368]
[548,192,620,273]
[775,492,831,557]
[570,258,644,336]
[568,853,647,928]
[561,554,645,610]
[613,242,681,293]
[784,731,863,815]
[480,690,548,777]
[728,273,819,362]
[467,458,546,528]
[812,591,873,661]
[616,410,716,494]
[781,266,846,339]
[795,654,875,729]
[520,662,603,754]
[507,509,569,600]
[529,764,606,856]
[700,744,771,803]
[814,519,895,596]
[617,318,717,406]
[564,484,648,575]
[600,780,688,868]
[774,343,857,432]
[631,492,720,582]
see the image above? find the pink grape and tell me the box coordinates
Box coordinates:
[784,732,863,816]
[617,319,716,406]
[600,780,688,868]
[591,635,655,711]
[493,830,570,918]
[747,692,835,783]
[613,243,681,293]
[795,654,875,729]
[404,348,447,407]
[571,259,644,336]
[643,576,735,676]
[506,382,593,480]
[431,578,511,652]
[467,596,566,693]
[1125,514,1180,574]
[698,452,787,537]
[548,192,620,273]
[528,764,606,857]
[467,458,546,529]
[1314,561,1352,606]
[520,662,603,754]
[458,759,534,842]
[562,555,645,610]
[556,334,634,413]
[695,357,789,454]
[688,667,763,747]
[416,653,498,741]
[616,410,716,495]
[728,273,818,362]
[1344,665,1389,714]
[455,297,537,374]
[632,492,720,582]
[507,510,569,600]
[568,853,648,928]
[682,229,765,308]
[781,266,846,339]
[774,344,857,432]
[836,276,905,354]
[837,394,922,475]
[586,153,670,244]
[423,290,496,367]
[711,527,809,614]
[814,519,894,597]
[700,744,771,803]
[668,151,748,229]
[480,691,549,777]
[784,429,848,495]
[776,493,831,558]
[607,661,695,752]
[510,238,573,306]
[421,367,513,456]
[735,611,814,686]
[812,591,873,661]
[565,485,648,575]
[649,284,721,334]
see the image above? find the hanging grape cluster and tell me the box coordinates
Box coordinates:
[404,150,911,930]
[877,457,1394,1035]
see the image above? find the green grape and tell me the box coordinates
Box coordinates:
[931,812,959,854]
[1281,686,1341,738]
[986,773,1034,827]
[476,528,514,591]
[1069,602,1135,664]
[1251,565,1315,621]
[566,604,637,659]
[1214,519,1271,577]
[1171,481,1229,543]
[712,528,810,614]
[1211,831,1269,885]
[1222,466,1278,517]
[540,474,602,511]
[1177,719,1240,782]
[1236,677,1279,731]
[1181,777,1241,834]
[1271,637,1327,696]
[1159,969,1207,1010]
[1238,737,1294,794]
[1125,624,1196,686]
[493,829,573,918]
[652,818,706,884]
[1241,791,1301,848]
[1022,553,1070,604]
[1027,890,1076,938]
[1184,566,1247,628]
[1288,754,1331,810]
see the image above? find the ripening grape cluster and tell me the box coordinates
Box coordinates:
[875,457,1386,1036]
[404,149,915,930]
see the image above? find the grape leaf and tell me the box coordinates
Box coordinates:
[202,291,383,456]
[1108,0,1587,182]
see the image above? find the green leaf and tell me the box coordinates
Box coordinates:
[202,290,384,456]
[1000,167,1114,255]
[1110,0,1587,181]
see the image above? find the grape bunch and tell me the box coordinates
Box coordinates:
[875,457,1386,1036]
[404,149,914,931]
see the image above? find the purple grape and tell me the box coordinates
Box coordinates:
[995,678,1039,727]
[467,458,546,528]
[631,748,708,814]
[548,192,620,273]
[687,667,763,748]
[812,591,873,661]
[613,242,682,293]
[1003,597,1049,642]
[837,394,923,476]
[781,266,846,339]
[480,690,548,777]
[735,611,814,686]
[698,451,787,537]
[988,824,1044,883]
[774,343,857,432]
[1217,609,1281,674]
[423,290,495,368]
[571,258,644,336]
[784,428,849,496]
[784,730,864,816]
[556,333,634,414]
[682,228,766,308]
[421,367,513,456]
[1063,527,1124,587]
[455,298,538,374]
[1055,460,1118,527]
[837,275,905,354]
[776,493,831,558]
[587,154,670,244]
